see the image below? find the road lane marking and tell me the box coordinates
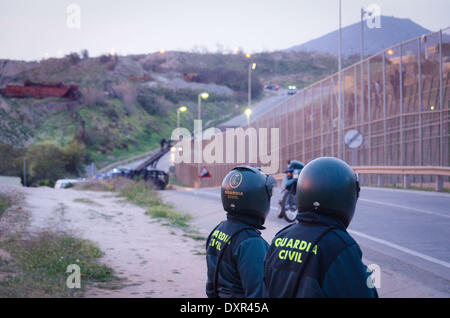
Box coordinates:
[359,198,450,219]
[178,189,450,270]
[348,229,450,270]
[362,186,450,198]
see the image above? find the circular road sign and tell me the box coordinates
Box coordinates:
[344,129,363,149]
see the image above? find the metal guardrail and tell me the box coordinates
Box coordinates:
[99,148,159,173]
[273,166,450,191]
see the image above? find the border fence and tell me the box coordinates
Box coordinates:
[175,28,450,190]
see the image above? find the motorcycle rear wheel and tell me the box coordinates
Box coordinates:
[279,191,297,223]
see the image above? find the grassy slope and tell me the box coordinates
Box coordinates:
[0,50,342,168]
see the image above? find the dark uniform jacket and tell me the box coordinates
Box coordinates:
[263,211,379,298]
[206,214,269,298]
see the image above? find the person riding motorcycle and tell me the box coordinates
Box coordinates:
[278,160,304,222]
[205,166,276,298]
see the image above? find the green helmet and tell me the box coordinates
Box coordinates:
[296,157,360,227]
[221,166,276,220]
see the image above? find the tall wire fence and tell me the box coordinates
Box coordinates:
[176,28,450,188]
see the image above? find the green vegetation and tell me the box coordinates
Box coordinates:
[0,194,11,217]
[0,232,115,297]
[74,178,192,228]
[73,180,115,192]
[118,180,191,228]
[0,140,86,187]
[73,198,103,206]
[0,49,346,182]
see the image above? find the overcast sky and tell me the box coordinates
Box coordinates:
[0,0,449,61]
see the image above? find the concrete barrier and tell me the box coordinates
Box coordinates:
[0,176,22,186]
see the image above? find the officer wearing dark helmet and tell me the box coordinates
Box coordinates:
[264,157,378,298]
[205,166,276,298]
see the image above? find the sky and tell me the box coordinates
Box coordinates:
[0,0,449,61]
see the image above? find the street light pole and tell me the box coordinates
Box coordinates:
[198,94,201,122]
[197,92,209,121]
[196,93,208,181]
[177,106,187,130]
[248,62,252,113]
[246,58,256,125]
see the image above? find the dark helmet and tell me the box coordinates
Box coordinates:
[285,160,304,173]
[289,160,305,170]
[296,157,360,228]
[221,166,276,220]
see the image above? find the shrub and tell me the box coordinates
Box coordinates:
[37,179,56,188]
[80,87,107,107]
[81,49,89,59]
[0,144,25,177]
[25,140,86,186]
[66,52,81,65]
[112,82,137,115]
[26,144,66,185]
[0,194,10,217]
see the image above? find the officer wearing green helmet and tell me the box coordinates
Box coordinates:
[205,166,276,298]
[263,157,378,298]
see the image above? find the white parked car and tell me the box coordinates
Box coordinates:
[54,179,82,189]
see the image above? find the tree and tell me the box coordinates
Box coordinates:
[26,144,66,185]
[62,140,86,175]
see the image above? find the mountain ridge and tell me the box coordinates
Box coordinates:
[287,16,434,57]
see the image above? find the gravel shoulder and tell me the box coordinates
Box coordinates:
[0,184,207,298]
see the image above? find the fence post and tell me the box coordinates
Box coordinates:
[302,92,306,161]
[383,51,387,166]
[436,175,444,192]
[367,59,372,167]
[403,175,411,189]
[286,102,289,162]
[439,30,444,167]
[320,81,324,157]
[294,97,297,159]
[378,174,384,187]
[418,38,423,167]
[400,44,404,166]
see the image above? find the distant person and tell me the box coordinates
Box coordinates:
[264,157,379,298]
[160,138,167,149]
[205,166,276,298]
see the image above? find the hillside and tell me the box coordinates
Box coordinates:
[0,49,346,183]
[288,16,432,57]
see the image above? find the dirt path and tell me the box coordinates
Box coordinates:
[0,184,207,298]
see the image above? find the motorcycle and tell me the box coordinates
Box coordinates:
[277,161,304,222]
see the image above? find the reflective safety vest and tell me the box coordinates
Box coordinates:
[263,213,378,298]
[206,219,268,298]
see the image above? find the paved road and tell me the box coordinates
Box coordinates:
[119,90,291,173]
[160,185,450,297]
[218,89,290,128]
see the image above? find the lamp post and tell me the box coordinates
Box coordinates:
[177,106,188,130]
[245,108,252,125]
[196,92,209,180]
[246,53,256,123]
